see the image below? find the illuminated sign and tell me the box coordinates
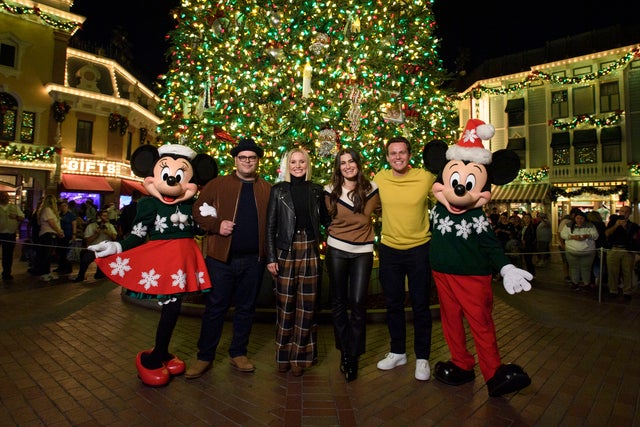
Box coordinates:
[62,157,136,179]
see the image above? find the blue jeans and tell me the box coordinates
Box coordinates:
[378,242,432,359]
[196,255,265,361]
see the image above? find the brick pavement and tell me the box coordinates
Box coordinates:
[0,246,639,426]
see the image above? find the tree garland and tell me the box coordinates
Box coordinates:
[549,184,627,202]
[0,144,55,163]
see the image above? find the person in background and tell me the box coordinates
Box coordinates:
[73,209,117,282]
[36,194,64,282]
[520,212,537,275]
[266,148,329,377]
[0,191,25,284]
[105,201,119,226]
[324,148,381,382]
[605,205,639,301]
[534,213,552,267]
[493,212,513,249]
[55,200,77,276]
[560,210,599,291]
[586,210,607,288]
[186,138,272,379]
[557,208,582,283]
[118,190,142,238]
[373,136,434,382]
[505,230,523,269]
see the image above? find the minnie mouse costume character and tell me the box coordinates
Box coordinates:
[422,119,533,397]
[89,144,218,387]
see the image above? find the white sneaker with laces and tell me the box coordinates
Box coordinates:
[376,352,407,370]
[415,359,430,381]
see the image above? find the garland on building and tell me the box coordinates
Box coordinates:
[0,144,55,163]
[516,167,549,183]
[550,111,623,130]
[549,184,628,202]
[52,101,71,123]
[0,0,82,34]
[454,46,640,100]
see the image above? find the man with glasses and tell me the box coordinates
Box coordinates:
[186,138,272,378]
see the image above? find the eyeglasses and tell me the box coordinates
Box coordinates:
[237,155,258,163]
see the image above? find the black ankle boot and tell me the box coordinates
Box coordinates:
[345,357,358,382]
[340,352,349,374]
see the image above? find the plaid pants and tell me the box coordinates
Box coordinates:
[275,231,319,368]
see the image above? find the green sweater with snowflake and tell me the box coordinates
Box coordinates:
[120,197,197,251]
[429,204,510,276]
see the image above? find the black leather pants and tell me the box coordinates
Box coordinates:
[326,247,373,358]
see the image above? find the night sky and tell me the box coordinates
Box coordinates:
[69,0,632,87]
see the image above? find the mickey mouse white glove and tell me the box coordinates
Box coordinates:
[88,241,122,258]
[199,202,218,218]
[500,264,533,295]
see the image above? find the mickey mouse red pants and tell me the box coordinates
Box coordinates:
[432,271,501,381]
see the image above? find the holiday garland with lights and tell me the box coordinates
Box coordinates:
[156,0,458,181]
[0,0,82,34]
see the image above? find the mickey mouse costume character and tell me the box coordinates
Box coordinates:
[89,144,218,387]
[422,118,533,397]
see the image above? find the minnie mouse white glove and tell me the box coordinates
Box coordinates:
[88,241,122,258]
[500,264,533,295]
[199,202,218,218]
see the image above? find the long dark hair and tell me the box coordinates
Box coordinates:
[328,148,372,217]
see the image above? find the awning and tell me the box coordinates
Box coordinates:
[601,126,622,144]
[491,184,549,203]
[61,174,114,192]
[505,98,524,112]
[550,132,570,148]
[573,129,597,146]
[120,179,148,196]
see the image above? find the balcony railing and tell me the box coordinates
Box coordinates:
[550,161,627,181]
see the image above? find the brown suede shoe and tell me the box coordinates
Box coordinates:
[230,355,255,372]
[184,359,212,379]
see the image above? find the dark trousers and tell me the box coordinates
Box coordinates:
[0,232,16,278]
[55,237,72,273]
[378,242,432,360]
[76,249,105,280]
[35,233,57,276]
[196,255,265,361]
[326,247,373,359]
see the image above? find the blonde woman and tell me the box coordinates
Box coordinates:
[36,194,64,281]
[266,148,329,376]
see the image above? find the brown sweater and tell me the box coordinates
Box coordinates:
[324,182,381,253]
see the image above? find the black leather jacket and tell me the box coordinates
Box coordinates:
[265,181,329,264]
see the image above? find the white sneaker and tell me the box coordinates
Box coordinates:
[39,274,52,282]
[377,352,407,370]
[415,359,430,381]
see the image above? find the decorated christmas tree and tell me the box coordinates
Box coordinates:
[157,0,458,182]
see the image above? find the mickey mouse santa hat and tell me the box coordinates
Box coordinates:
[446,118,495,165]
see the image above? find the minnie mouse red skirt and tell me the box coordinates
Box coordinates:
[95,238,212,296]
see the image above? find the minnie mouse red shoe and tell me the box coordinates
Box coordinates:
[136,351,170,387]
[164,355,186,376]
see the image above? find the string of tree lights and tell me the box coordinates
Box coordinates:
[156,0,459,181]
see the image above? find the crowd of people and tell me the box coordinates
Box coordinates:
[488,205,638,301]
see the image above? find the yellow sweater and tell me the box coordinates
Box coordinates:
[373,167,435,250]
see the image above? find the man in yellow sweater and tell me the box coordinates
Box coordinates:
[373,136,435,381]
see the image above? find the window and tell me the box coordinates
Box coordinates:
[573,86,595,116]
[0,92,18,141]
[600,126,621,162]
[0,42,16,68]
[550,132,570,166]
[507,138,525,168]
[551,90,568,119]
[505,98,524,127]
[75,120,93,154]
[573,129,597,164]
[19,111,35,143]
[600,81,620,112]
